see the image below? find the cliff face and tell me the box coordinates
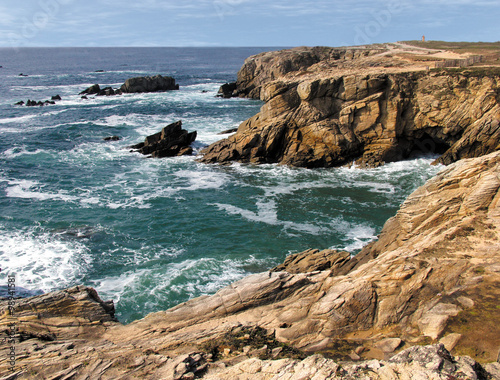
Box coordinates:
[2,151,499,378]
[201,45,500,168]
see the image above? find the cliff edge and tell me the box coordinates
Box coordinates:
[1,150,499,379]
[201,43,500,167]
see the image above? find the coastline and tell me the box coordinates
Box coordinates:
[1,42,500,379]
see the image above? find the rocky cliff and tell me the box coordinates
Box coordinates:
[1,150,499,379]
[200,44,500,167]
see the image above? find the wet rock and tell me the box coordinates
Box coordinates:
[80,84,101,95]
[103,136,121,141]
[131,120,197,158]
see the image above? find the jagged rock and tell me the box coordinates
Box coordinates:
[131,120,197,158]
[80,84,101,95]
[97,86,115,96]
[51,94,62,100]
[103,136,121,141]
[217,82,238,98]
[271,248,350,274]
[120,75,179,93]
[14,100,24,106]
[201,46,500,167]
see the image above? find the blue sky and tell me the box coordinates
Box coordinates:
[1,0,498,47]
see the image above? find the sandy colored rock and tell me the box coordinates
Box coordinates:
[201,45,500,168]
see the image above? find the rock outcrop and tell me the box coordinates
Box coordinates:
[201,45,500,167]
[131,120,197,158]
[120,75,179,93]
[78,75,179,97]
[1,150,499,378]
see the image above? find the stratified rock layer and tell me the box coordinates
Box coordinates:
[200,46,500,167]
[1,150,499,378]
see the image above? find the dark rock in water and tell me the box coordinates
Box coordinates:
[217,128,238,135]
[104,136,121,141]
[95,69,105,72]
[97,86,115,96]
[120,75,179,93]
[44,100,56,105]
[52,94,62,101]
[19,73,28,77]
[80,84,101,95]
[217,82,238,98]
[81,95,88,99]
[131,120,197,158]
[15,100,25,106]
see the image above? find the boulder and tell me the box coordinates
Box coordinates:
[80,84,101,95]
[51,94,62,101]
[120,75,179,93]
[97,86,115,96]
[103,136,121,141]
[131,120,197,158]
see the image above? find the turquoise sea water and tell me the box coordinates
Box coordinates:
[0,48,443,323]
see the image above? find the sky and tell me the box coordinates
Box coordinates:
[0,0,498,48]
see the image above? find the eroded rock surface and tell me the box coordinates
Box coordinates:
[200,45,500,167]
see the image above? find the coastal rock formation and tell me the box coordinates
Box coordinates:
[131,120,197,158]
[79,83,101,95]
[78,75,179,97]
[201,46,500,167]
[1,150,499,378]
[120,75,179,93]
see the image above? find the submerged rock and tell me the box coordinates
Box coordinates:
[131,120,197,158]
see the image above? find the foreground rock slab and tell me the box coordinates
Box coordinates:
[1,151,499,378]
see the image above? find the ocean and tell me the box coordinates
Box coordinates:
[0,47,443,323]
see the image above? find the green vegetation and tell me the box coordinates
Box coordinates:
[200,325,306,361]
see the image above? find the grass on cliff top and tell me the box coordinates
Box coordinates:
[403,40,500,66]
